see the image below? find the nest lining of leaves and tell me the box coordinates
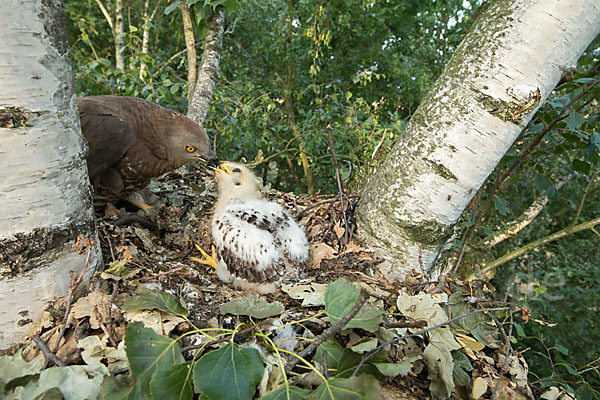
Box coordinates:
[0,165,533,400]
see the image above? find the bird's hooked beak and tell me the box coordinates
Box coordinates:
[214,161,231,175]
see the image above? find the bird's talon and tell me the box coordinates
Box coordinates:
[191,244,218,271]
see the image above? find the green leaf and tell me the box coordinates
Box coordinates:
[452,351,473,387]
[314,338,344,371]
[555,343,569,356]
[566,110,586,130]
[220,292,284,319]
[0,350,45,388]
[335,349,382,378]
[571,159,591,174]
[372,361,413,377]
[350,338,378,354]
[192,343,264,400]
[324,279,382,332]
[307,375,383,400]
[534,175,553,193]
[121,287,187,316]
[125,322,185,396]
[493,195,509,216]
[164,0,181,14]
[16,364,109,400]
[149,362,193,400]
[259,385,310,400]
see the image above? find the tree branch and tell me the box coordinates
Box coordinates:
[472,217,600,279]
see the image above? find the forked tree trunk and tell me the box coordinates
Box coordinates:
[356,0,600,280]
[0,0,101,349]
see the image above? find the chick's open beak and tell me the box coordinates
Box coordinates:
[214,161,231,175]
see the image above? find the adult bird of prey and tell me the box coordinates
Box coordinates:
[78,95,217,211]
[193,162,309,294]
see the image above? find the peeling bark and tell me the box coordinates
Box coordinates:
[188,5,225,125]
[356,0,600,281]
[0,0,101,349]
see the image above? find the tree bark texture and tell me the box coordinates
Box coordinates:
[180,1,197,104]
[356,0,600,280]
[0,0,102,349]
[188,5,225,125]
[114,0,125,71]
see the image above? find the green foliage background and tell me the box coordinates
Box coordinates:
[64,0,600,396]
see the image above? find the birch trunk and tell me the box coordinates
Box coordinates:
[188,5,225,125]
[114,0,125,71]
[355,0,600,280]
[0,0,101,349]
[180,1,197,104]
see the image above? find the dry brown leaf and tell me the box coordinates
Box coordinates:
[333,221,345,239]
[70,291,114,330]
[309,242,337,269]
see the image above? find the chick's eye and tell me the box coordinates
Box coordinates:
[186,146,196,153]
[232,168,241,173]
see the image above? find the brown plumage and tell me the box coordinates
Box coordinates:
[78,95,217,210]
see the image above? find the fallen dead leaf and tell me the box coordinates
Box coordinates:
[309,242,337,269]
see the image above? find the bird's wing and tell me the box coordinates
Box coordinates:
[263,201,310,264]
[79,109,134,179]
[213,203,287,283]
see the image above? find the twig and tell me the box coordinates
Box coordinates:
[53,237,94,354]
[94,306,117,348]
[352,306,510,377]
[139,266,191,281]
[327,123,350,246]
[572,171,598,226]
[285,289,369,374]
[491,310,514,399]
[33,335,66,367]
[181,325,257,353]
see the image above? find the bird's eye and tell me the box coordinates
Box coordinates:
[232,168,241,173]
[186,146,196,153]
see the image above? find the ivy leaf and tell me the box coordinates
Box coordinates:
[125,322,185,396]
[324,279,382,332]
[259,385,310,400]
[192,343,264,400]
[220,292,284,319]
[335,349,383,378]
[307,374,383,400]
[121,287,187,316]
[149,362,193,400]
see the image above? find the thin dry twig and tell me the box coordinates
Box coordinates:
[327,123,350,246]
[491,310,514,399]
[286,289,369,374]
[33,335,66,367]
[181,325,257,353]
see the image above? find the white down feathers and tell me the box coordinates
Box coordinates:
[211,162,309,293]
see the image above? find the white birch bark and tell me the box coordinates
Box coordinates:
[0,0,101,349]
[114,0,125,71]
[188,5,225,125]
[356,0,600,280]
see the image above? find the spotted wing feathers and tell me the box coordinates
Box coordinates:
[212,199,308,284]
